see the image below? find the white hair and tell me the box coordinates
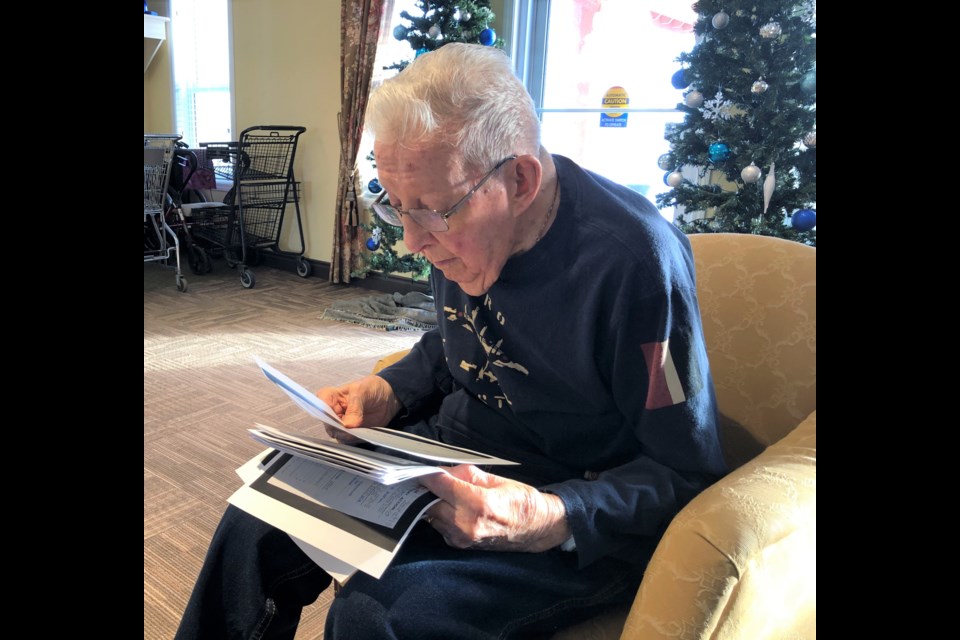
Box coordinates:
[366,43,541,171]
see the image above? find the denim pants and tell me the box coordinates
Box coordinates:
[175,505,642,639]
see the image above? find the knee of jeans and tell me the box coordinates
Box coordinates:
[268,560,331,608]
[327,593,370,636]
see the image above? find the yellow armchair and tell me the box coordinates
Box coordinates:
[374,233,816,640]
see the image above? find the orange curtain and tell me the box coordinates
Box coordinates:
[331,0,384,283]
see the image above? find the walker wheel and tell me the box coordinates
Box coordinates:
[297,258,313,278]
[240,269,256,289]
[188,246,212,275]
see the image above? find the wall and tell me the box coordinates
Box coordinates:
[144,0,174,133]
[143,1,507,268]
[143,0,342,264]
[231,0,341,263]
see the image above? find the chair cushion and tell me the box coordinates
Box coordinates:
[689,234,816,469]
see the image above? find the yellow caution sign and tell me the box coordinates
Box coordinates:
[600,86,629,128]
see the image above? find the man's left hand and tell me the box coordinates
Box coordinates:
[418,465,570,553]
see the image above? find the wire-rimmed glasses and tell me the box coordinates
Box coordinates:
[371,156,517,232]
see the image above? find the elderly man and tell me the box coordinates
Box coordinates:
[176,43,725,640]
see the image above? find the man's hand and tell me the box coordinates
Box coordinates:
[419,465,570,553]
[316,375,402,440]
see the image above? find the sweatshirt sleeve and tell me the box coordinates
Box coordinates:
[376,328,454,417]
[543,272,727,568]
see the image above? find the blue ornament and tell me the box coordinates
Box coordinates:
[366,237,381,251]
[416,47,429,57]
[708,142,730,163]
[479,28,496,46]
[671,68,690,89]
[791,209,816,231]
[367,178,382,194]
[393,25,408,41]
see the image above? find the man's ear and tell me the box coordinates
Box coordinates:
[506,154,542,216]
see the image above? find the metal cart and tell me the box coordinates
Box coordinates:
[144,133,187,292]
[193,125,311,289]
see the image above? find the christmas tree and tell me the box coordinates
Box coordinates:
[388,0,502,73]
[358,1,502,281]
[657,0,816,246]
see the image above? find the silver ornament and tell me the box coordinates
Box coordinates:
[740,163,761,183]
[684,90,704,108]
[804,132,816,148]
[461,11,471,21]
[657,153,673,171]
[759,21,782,39]
[712,11,730,29]
[762,163,776,214]
[667,171,684,187]
[751,78,768,94]
[428,24,442,39]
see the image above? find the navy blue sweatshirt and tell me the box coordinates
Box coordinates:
[378,155,726,568]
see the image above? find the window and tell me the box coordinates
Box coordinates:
[510,0,696,220]
[170,0,233,148]
[362,1,695,220]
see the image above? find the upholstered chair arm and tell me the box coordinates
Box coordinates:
[621,411,817,640]
[372,350,412,375]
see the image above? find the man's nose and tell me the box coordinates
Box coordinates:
[400,217,431,255]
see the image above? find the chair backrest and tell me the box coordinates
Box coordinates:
[688,233,816,469]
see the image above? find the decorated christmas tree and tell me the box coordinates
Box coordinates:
[657,0,816,246]
[360,156,433,281]
[388,0,502,72]
[358,1,502,281]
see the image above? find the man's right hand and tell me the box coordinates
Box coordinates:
[316,374,403,434]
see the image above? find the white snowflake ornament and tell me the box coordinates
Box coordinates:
[702,91,735,121]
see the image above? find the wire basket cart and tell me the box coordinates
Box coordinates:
[194,125,310,289]
[144,133,188,292]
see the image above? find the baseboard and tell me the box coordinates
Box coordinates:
[259,252,430,295]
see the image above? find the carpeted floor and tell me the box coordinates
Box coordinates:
[144,259,423,639]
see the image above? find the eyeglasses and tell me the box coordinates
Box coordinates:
[371,156,517,232]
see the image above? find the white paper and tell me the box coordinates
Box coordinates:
[230,359,521,581]
[236,451,359,583]
[255,358,518,467]
[229,451,438,579]
[264,455,434,528]
[249,424,451,484]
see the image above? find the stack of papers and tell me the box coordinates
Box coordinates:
[253,358,517,471]
[227,359,517,582]
[249,424,452,484]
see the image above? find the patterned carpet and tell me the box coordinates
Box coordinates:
[144,260,423,639]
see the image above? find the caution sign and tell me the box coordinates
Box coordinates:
[600,86,629,128]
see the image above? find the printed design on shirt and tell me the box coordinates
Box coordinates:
[640,338,687,409]
[443,295,529,409]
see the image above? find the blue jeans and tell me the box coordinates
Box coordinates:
[175,505,642,639]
